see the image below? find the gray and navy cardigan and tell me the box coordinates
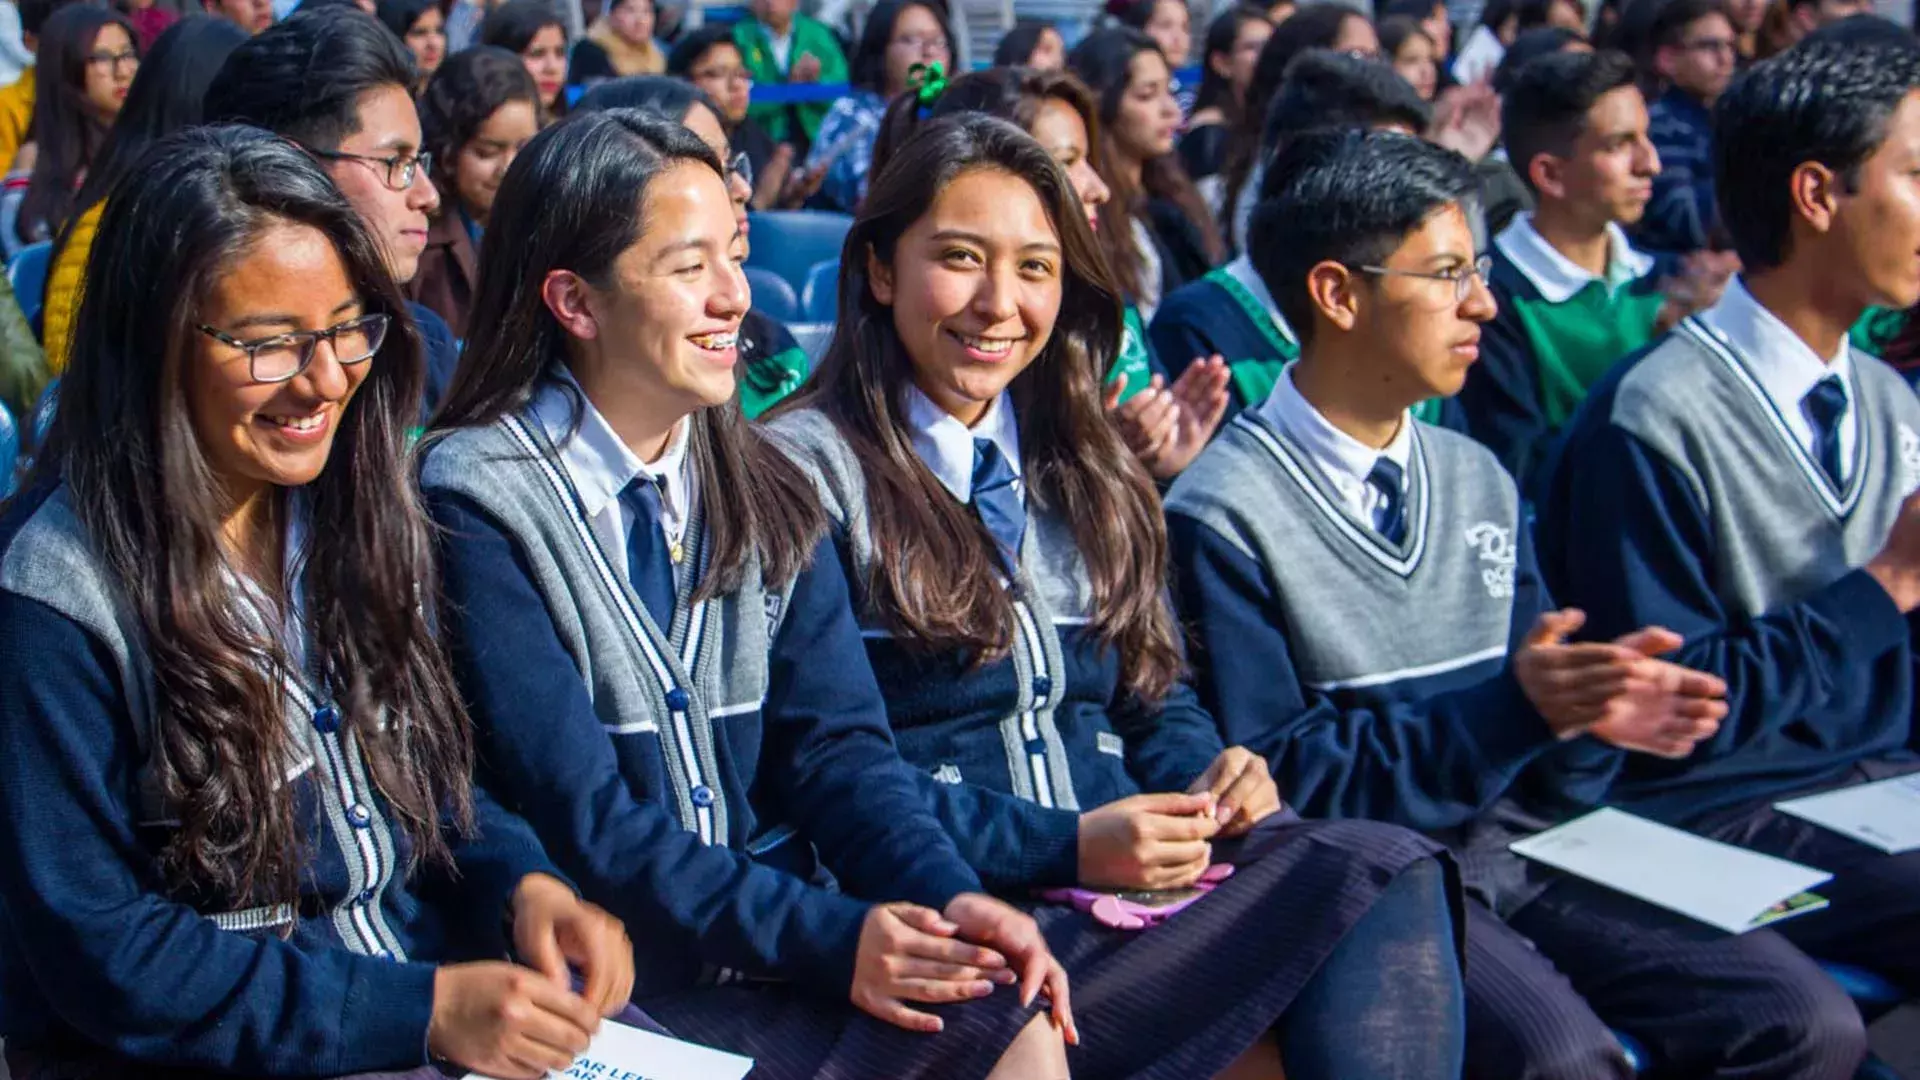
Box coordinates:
[421,404,984,1000]
[0,482,562,1075]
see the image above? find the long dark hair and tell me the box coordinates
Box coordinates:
[872,65,1101,182]
[419,45,544,213]
[58,16,246,259]
[21,5,137,246]
[779,114,1183,702]
[479,0,565,54]
[1220,2,1364,244]
[29,125,473,907]
[1069,27,1223,298]
[849,0,952,95]
[1194,4,1270,120]
[433,109,824,593]
[992,18,1057,67]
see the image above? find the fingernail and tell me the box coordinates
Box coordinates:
[972,981,994,997]
[992,968,1018,984]
[1216,803,1234,824]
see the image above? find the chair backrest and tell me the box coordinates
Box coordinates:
[801,259,839,323]
[0,398,18,499]
[744,211,853,294]
[745,266,801,325]
[27,376,56,453]
[8,241,51,333]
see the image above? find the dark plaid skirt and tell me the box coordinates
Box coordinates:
[647,814,1458,1080]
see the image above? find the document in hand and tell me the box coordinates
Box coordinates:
[1509,808,1833,935]
[464,1020,754,1080]
[1775,775,1920,854]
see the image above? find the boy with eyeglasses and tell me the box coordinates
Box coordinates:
[1169,126,1867,1080]
[205,6,458,415]
[1636,0,1738,257]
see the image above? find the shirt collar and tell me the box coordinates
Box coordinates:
[1700,276,1852,411]
[530,370,694,523]
[1223,253,1297,344]
[1257,363,1413,492]
[1493,213,1655,304]
[905,383,1021,502]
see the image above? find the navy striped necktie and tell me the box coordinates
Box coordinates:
[1367,457,1408,545]
[970,437,1025,567]
[620,475,676,628]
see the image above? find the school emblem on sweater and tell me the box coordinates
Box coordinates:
[1463,522,1516,599]
[931,764,963,785]
[1899,425,1920,491]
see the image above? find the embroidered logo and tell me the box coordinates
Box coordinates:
[931,764,963,785]
[1096,732,1126,757]
[1463,522,1516,599]
[763,592,786,634]
[1899,425,1920,491]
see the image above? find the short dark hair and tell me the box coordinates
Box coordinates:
[204,6,416,152]
[1259,49,1431,161]
[1802,11,1920,47]
[1250,127,1477,344]
[19,0,77,38]
[1649,0,1725,49]
[1503,48,1639,195]
[478,0,564,54]
[1491,25,1585,93]
[419,45,541,202]
[1714,34,1920,270]
[575,73,718,121]
[991,17,1059,67]
[375,0,439,40]
[666,22,740,75]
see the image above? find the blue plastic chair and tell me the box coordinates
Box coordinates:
[8,240,51,334]
[744,211,853,294]
[801,259,838,323]
[27,376,56,451]
[0,398,17,498]
[745,266,801,325]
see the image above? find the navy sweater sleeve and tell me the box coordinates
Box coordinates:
[759,535,984,909]
[1459,303,1551,493]
[1112,673,1226,795]
[1147,294,1213,386]
[1541,420,1910,765]
[1168,510,1584,832]
[430,492,873,995]
[0,591,437,1075]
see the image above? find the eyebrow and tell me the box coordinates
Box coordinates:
[928,228,1062,254]
[225,297,360,333]
[651,227,747,261]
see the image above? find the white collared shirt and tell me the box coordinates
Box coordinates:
[531,374,696,581]
[1493,214,1656,303]
[905,383,1022,503]
[1222,253,1298,345]
[1698,277,1857,481]
[767,27,794,73]
[1256,365,1413,524]
[1131,217,1164,321]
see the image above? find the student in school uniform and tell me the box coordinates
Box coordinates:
[1168,124,1870,1080]
[204,7,461,415]
[867,65,1232,480]
[1539,34,1920,1023]
[1461,49,1729,499]
[771,112,1469,1080]
[1150,49,1433,426]
[0,125,638,1080]
[421,108,1078,1080]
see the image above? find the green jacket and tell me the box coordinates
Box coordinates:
[734,14,848,145]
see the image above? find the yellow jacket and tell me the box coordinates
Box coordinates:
[42,200,101,373]
[0,68,35,171]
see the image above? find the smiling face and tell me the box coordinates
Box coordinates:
[1826,90,1920,313]
[558,160,749,432]
[1110,48,1180,163]
[81,22,137,119]
[1336,202,1496,401]
[406,6,447,78]
[187,220,374,501]
[522,23,568,108]
[870,166,1063,427]
[454,98,538,225]
[323,85,439,284]
[1027,96,1109,231]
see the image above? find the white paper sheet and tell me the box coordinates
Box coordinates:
[1775,775,1920,854]
[464,1019,755,1080]
[1509,808,1833,934]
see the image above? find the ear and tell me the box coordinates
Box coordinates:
[1305,260,1361,334]
[1788,159,1842,238]
[1652,44,1677,81]
[541,269,599,341]
[1209,50,1233,80]
[1527,151,1569,203]
[866,243,896,306]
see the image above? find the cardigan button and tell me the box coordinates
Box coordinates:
[347,803,373,828]
[665,688,691,712]
[312,704,340,734]
[1032,676,1053,701]
[691,785,716,808]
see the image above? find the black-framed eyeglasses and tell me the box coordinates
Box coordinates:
[84,49,139,71]
[1357,253,1493,303]
[198,313,390,383]
[729,151,753,187]
[308,148,433,191]
[1680,36,1738,55]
